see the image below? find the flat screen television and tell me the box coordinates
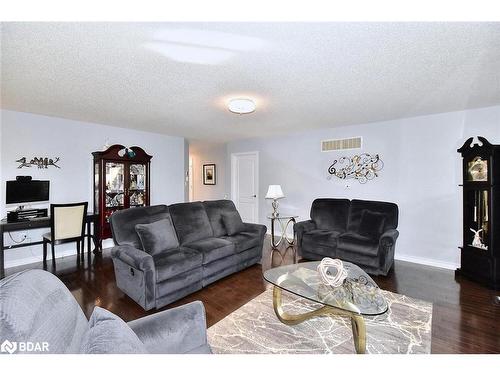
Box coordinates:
[6,180,50,204]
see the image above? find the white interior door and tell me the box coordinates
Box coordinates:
[231,152,259,223]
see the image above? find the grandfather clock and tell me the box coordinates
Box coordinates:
[93,145,152,240]
[457,136,500,290]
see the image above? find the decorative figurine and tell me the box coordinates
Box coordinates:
[470,228,488,250]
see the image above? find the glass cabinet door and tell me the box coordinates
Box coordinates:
[465,189,490,250]
[467,156,488,182]
[129,164,147,207]
[104,162,125,222]
[94,162,100,213]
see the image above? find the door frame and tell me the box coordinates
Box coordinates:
[231,151,259,223]
[188,156,194,202]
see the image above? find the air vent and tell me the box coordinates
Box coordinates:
[321,137,362,152]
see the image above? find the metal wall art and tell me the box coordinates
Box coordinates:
[16,157,61,169]
[327,153,383,184]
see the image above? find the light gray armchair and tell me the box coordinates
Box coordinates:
[0,269,211,354]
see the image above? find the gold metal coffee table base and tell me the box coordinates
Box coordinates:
[272,286,366,354]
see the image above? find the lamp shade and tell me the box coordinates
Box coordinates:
[265,185,285,200]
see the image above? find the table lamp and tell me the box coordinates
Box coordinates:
[265,185,285,217]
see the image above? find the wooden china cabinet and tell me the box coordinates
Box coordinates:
[93,145,152,240]
[457,136,500,290]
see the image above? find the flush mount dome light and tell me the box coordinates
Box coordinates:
[228,98,256,115]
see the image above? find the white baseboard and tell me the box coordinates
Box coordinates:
[5,249,76,269]
[394,253,459,270]
[269,229,459,271]
[5,239,114,269]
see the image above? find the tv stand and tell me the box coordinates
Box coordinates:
[7,208,48,223]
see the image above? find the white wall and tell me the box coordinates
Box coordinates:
[226,105,500,270]
[1,110,187,268]
[189,141,228,201]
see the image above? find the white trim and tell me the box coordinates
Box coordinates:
[394,253,459,270]
[188,156,194,202]
[265,229,458,270]
[278,233,459,270]
[5,240,114,269]
[231,151,259,223]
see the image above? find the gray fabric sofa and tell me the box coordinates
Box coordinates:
[0,269,211,354]
[110,200,266,311]
[295,198,399,275]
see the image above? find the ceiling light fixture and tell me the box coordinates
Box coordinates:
[228,98,256,115]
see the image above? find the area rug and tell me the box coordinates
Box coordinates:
[207,287,432,354]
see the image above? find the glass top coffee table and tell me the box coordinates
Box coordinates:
[263,261,388,354]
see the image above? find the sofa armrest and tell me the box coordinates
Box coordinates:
[128,301,210,354]
[294,220,316,247]
[294,219,316,234]
[379,229,399,249]
[243,222,267,237]
[111,245,155,272]
[111,245,156,311]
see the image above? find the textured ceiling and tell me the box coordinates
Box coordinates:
[1,22,500,142]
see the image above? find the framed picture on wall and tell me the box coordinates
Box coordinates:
[203,164,216,185]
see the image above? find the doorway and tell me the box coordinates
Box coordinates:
[231,151,259,223]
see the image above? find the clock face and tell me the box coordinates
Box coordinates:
[468,157,488,181]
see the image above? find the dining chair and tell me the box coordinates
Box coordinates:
[43,202,88,267]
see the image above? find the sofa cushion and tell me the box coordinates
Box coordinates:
[135,217,179,256]
[336,248,381,270]
[347,199,398,233]
[310,198,351,231]
[203,200,238,237]
[81,307,148,354]
[169,202,214,244]
[109,205,170,249]
[358,210,386,239]
[153,247,203,282]
[222,211,245,235]
[222,232,261,253]
[156,268,203,296]
[301,229,342,258]
[185,238,235,264]
[302,229,342,248]
[338,232,379,256]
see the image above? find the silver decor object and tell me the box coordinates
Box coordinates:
[317,258,348,288]
[327,153,383,183]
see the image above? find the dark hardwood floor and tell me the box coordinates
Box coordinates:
[5,237,500,354]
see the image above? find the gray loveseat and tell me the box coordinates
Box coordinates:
[0,269,211,354]
[110,200,266,311]
[295,198,399,275]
